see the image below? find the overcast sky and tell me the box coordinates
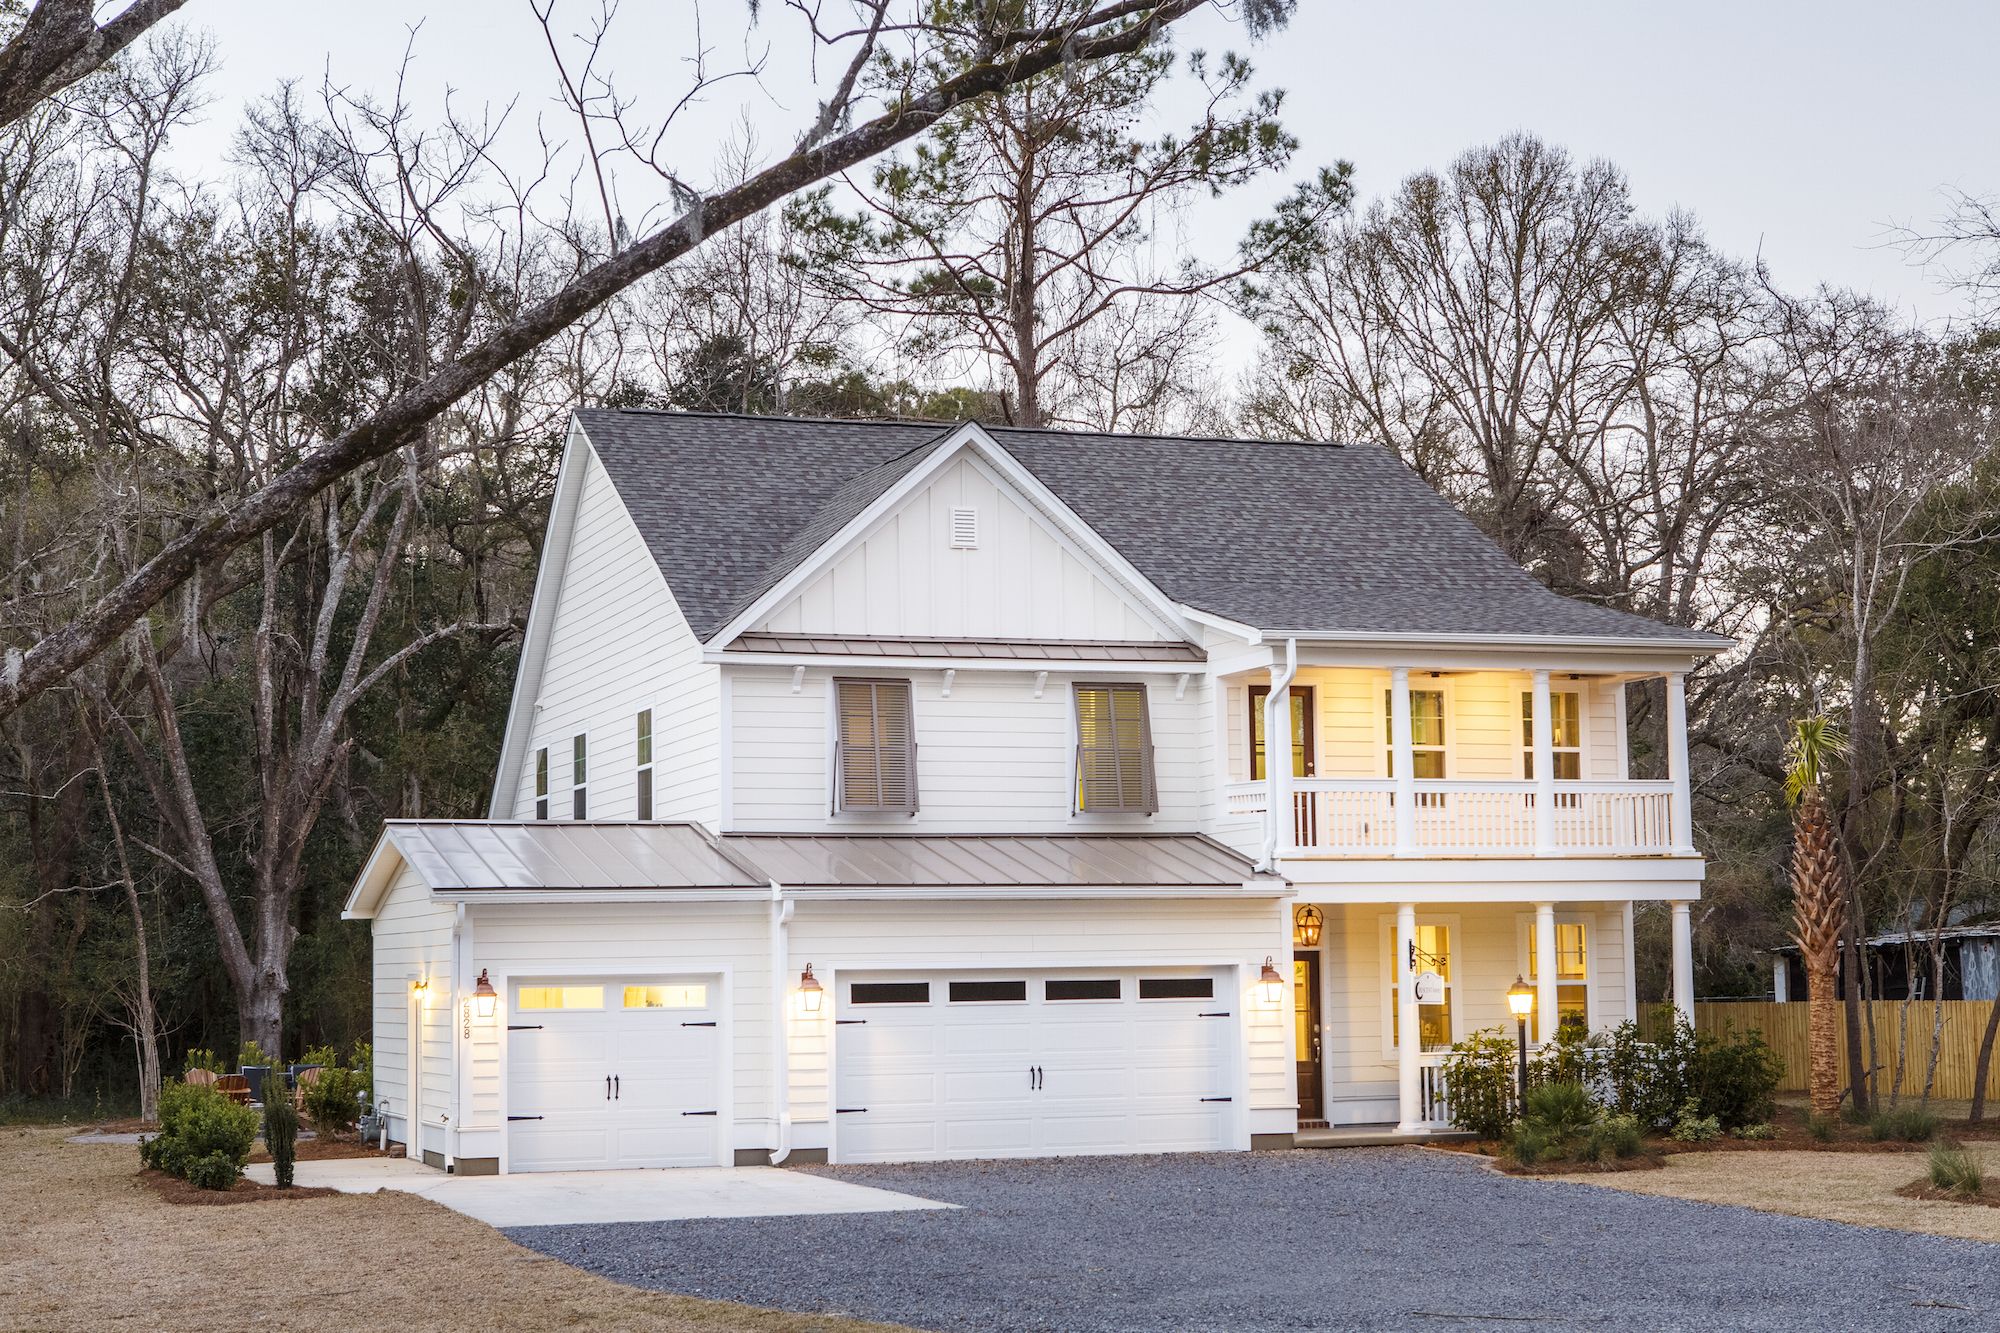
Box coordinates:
[174,1,1997,334]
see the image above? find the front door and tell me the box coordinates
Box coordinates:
[1294,952,1323,1122]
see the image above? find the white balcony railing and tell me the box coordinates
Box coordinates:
[1224,778,1680,858]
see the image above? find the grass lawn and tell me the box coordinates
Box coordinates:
[0,1127,910,1332]
[1542,1142,2000,1244]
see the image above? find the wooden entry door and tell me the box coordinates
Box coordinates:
[1294,952,1323,1121]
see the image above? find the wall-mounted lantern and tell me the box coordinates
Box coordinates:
[799,963,824,1014]
[1257,956,1285,1007]
[474,968,498,1019]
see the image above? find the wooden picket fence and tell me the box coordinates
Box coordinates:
[1640,1000,2000,1102]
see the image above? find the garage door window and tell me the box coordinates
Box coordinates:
[1138,977,1213,1000]
[1045,979,1121,1001]
[852,981,931,1005]
[624,983,708,1009]
[518,985,605,1010]
[948,980,1027,1003]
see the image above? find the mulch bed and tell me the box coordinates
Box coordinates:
[248,1135,381,1164]
[1897,1180,2000,1210]
[138,1169,340,1206]
[1425,1140,1665,1174]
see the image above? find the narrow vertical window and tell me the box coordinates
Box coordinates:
[834,679,918,813]
[1521,691,1582,780]
[635,709,654,820]
[1384,689,1446,778]
[1074,682,1157,813]
[571,733,588,819]
[1527,920,1590,1040]
[534,747,549,821]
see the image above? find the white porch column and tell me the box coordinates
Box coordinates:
[1394,902,1421,1132]
[1534,902,1559,1044]
[1531,669,1556,856]
[1390,667,1416,856]
[1670,900,1695,1024]
[1666,672,1695,854]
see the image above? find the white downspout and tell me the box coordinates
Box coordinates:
[768,880,794,1165]
[1257,637,1299,872]
[446,903,464,1172]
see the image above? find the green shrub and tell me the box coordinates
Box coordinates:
[1523,1081,1597,1140]
[1669,1099,1721,1142]
[1602,1016,1686,1127]
[1509,1120,1552,1167]
[1806,1112,1836,1142]
[1441,1030,1521,1139]
[263,1092,299,1189]
[1867,1105,1941,1143]
[303,1064,363,1135]
[1735,1122,1777,1141]
[1584,1113,1645,1163]
[181,1047,225,1076]
[140,1082,258,1189]
[237,1040,274,1069]
[1532,1016,1596,1088]
[1928,1140,1985,1196]
[1691,1025,1784,1129]
[350,1043,374,1107]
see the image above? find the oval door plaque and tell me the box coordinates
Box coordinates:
[1412,970,1444,1005]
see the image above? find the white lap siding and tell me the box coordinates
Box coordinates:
[784,896,1293,1152]
[369,863,456,1159]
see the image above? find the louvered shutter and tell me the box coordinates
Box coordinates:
[1074,683,1158,813]
[834,679,918,813]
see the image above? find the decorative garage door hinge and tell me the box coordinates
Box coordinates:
[680,1110,719,1117]
[507,1024,544,1031]
[1198,1011,1231,1018]
[835,1018,867,1025]
[680,1020,718,1027]
[836,1106,868,1114]
[507,1114,544,1121]
[1198,1097,1233,1103]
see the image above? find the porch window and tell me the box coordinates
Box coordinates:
[635,709,654,820]
[1384,689,1446,779]
[1074,683,1158,813]
[835,678,919,813]
[1521,690,1583,780]
[1388,923,1454,1051]
[1249,685,1315,779]
[1527,921,1590,1040]
[534,747,549,820]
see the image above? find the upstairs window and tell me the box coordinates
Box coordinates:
[1249,685,1315,779]
[834,679,918,813]
[534,747,549,820]
[635,709,655,820]
[1521,691,1582,780]
[1384,689,1446,778]
[1074,682,1157,813]
[571,733,588,819]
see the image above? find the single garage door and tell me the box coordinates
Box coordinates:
[507,977,723,1171]
[833,968,1235,1164]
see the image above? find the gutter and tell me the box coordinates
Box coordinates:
[768,879,794,1166]
[1256,637,1298,872]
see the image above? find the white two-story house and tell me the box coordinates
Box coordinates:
[343,410,1727,1174]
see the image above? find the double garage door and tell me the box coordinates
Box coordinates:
[834,968,1236,1163]
[507,977,723,1172]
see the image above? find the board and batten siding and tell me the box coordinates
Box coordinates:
[1222,670,1628,784]
[1311,901,1631,1125]
[512,443,720,824]
[728,664,1211,832]
[369,861,456,1158]
[785,896,1293,1148]
[461,902,773,1162]
[752,455,1174,643]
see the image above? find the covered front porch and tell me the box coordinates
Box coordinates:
[1288,895,1697,1134]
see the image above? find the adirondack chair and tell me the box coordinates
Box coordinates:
[182,1068,218,1087]
[213,1073,252,1105]
[292,1065,324,1111]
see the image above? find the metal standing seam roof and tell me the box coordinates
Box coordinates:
[716,832,1274,889]
[383,821,768,891]
[575,409,1733,650]
[727,633,1206,662]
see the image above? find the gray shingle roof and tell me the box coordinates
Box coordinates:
[577,409,1728,648]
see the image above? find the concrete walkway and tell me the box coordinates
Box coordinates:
[243,1156,951,1228]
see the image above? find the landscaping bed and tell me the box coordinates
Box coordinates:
[1897,1179,2000,1209]
[140,1167,340,1206]
[248,1134,384,1163]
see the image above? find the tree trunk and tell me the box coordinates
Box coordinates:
[92,749,161,1122]
[239,967,285,1064]
[1807,973,1843,1119]
[1970,991,2000,1124]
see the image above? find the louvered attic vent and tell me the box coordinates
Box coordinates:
[949,506,978,549]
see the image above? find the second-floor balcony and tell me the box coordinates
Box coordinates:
[1223,777,1682,858]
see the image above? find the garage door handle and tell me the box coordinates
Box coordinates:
[681,1110,718,1117]
[614,1075,620,1099]
[1199,1097,1233,1103]
[681,1020,718,1027]
[605,1076,612,1101]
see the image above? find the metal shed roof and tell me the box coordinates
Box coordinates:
[726,633,1205,662]
[717,832,1274,892]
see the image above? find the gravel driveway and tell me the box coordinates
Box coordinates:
[506,1148,2000,1332]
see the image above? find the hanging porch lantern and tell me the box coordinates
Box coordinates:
[1293,904,1323,949]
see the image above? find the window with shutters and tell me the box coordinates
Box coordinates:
[635,708,654,820]
[834,678,918,813]
[571,733,588,819]
[534,747,549,820]
[1073,682,1157,813]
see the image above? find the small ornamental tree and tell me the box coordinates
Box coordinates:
[1786,717,1849,1120]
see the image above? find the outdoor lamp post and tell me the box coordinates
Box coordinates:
[1506,975,1535,1108]
[473,969,497,1019]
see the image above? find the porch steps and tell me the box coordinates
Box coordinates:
[1295,1124,1477,1149]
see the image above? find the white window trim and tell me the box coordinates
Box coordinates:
[1377,911,1462,1061]
[824,671,920,820]
[1515,911,1597,1039]
[570,732,588,820]
[1519,681,1591,782]
[1374,673,1457,781]
[533,746,550,821]
[634,704,656,821]
[1067,677,1159,820]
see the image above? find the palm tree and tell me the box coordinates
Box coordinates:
[1786,716,1849,1120]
